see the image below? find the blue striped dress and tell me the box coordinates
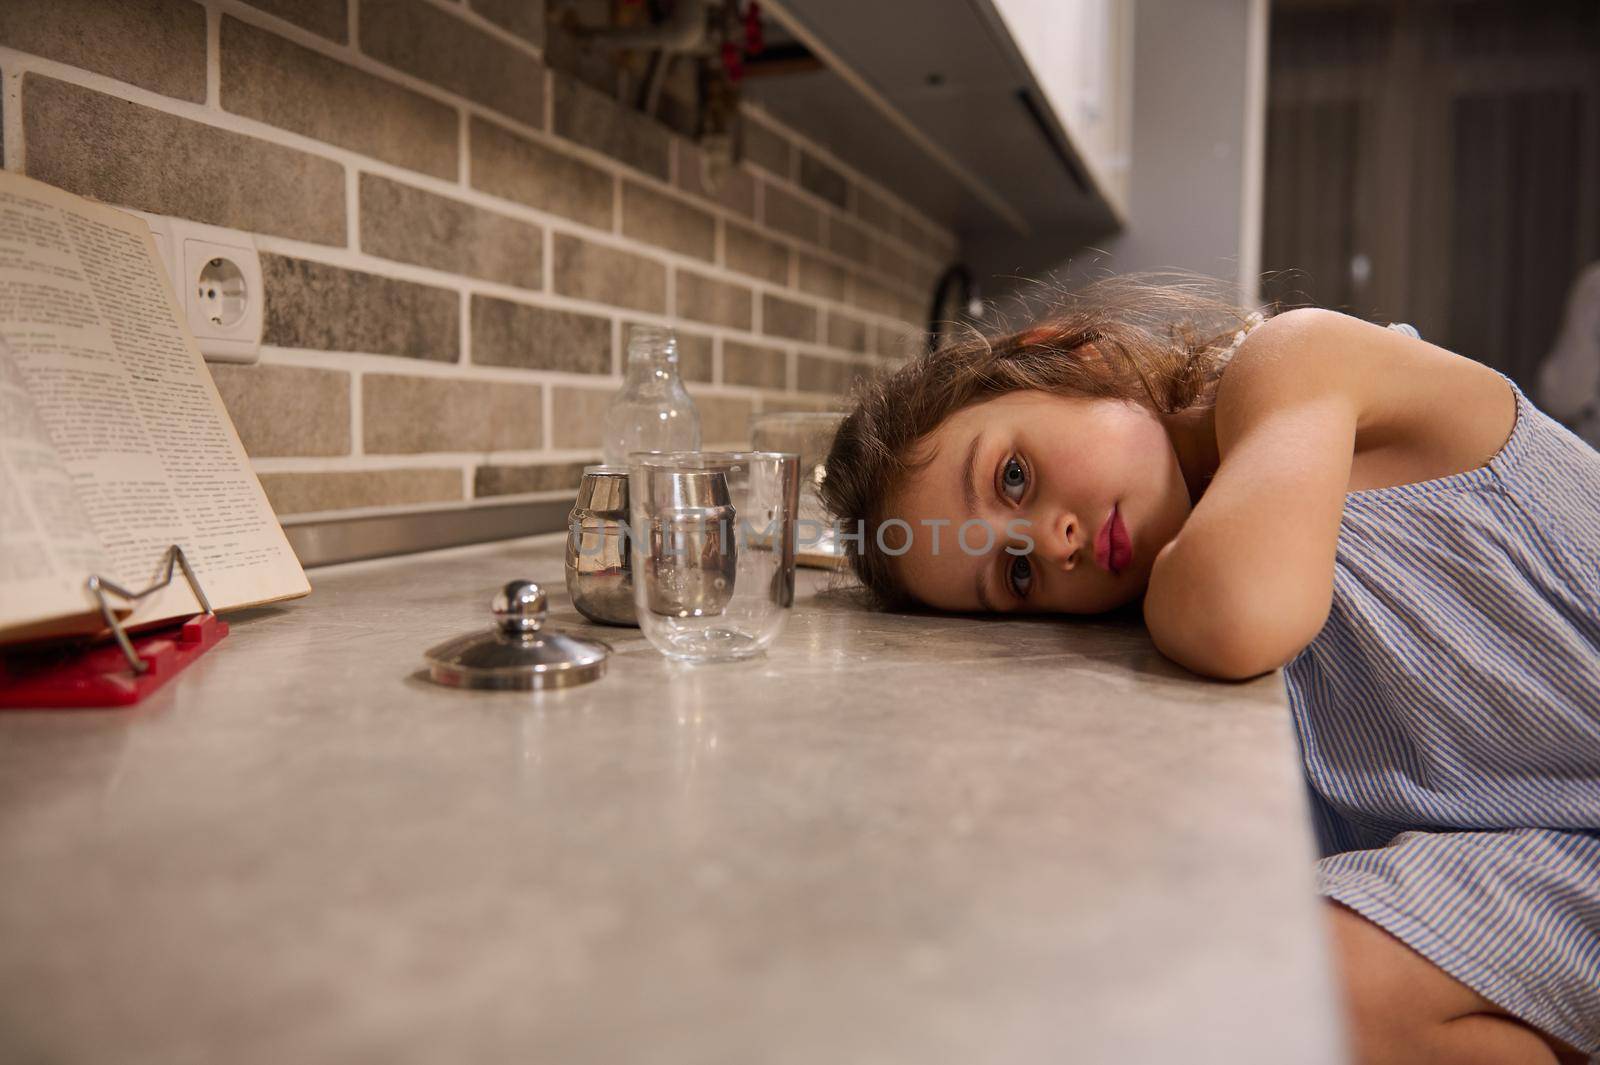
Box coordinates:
[1280,363,1600,1054]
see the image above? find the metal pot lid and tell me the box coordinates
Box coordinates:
[424,580,610,690]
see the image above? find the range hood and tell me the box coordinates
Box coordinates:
[746,0,1125,275]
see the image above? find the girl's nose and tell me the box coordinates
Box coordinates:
[1034,512,1082,571]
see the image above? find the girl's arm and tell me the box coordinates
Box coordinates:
[1143,308,1366,681]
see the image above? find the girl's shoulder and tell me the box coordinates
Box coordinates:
[1225,309,1516,496]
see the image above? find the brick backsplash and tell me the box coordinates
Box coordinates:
[360,173,542,288]
[1,0,206,102]
[552,234,667,315]
[468,115,613,229]
[262,254,459,359]
[241,0,348,43]
[470,295,609,374]
[3,0,957,523]
[24,75,347,244]
[761,293,818,343]
[223,16,458,180]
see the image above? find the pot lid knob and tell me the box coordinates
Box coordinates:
[493,580,546,634]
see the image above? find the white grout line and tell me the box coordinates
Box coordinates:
[412,0,545,66]
[345,165,360,250]
[540,377,554,451]
[349,369,364,455]
[1,68,21,172]
[205,4,221,109]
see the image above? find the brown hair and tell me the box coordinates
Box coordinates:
[819,272,1263,610]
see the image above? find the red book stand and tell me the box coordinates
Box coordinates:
[0,614,228,709]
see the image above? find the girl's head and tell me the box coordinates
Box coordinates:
[820,274,1259,616]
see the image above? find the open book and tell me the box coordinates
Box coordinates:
[0,171,309,646]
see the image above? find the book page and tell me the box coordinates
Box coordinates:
[0,336,118,638]
[0,171,308,642]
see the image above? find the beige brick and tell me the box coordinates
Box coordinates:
[674,141,755,219]
[470,295,609,374]
[676,329,714,383]
[798,151,847,209]
[223,18,456,181]
[624,322,711,382]
[470,117,613,230]
[364,374,543,453]
[260,468,462,515]
[361,0,544,129]
[896,210,957,260]
[762,182,820,245]
[475,461,589,498]
[756,394,839,414]
[0,0,205,102]
[620,182,714,261]
[697,394,755,446]
[761,293,818,342]
[724,222,790,285]
[263,254,457,359]
[826,312,869,354]
[676,270,752,330]
[552,234,666,314]
[797,252,848,302]
[360,174,540,288]
[827,214,870,262]
[867,237,915,290]
[553,75,669,181]
[468,0,542,47]
[741,116,791,178]
[849,274,902,319]
[798,353,851,394]
[24,75,345,246]
[241,0,347,42]
[723,340,787,390]
[549,386,612,449]
[211,363,350,457]
[852,184,896,234]
[876,324,923,360]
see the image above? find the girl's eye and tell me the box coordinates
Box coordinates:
[1008,554,1033,599]
[1000,456,1027,503]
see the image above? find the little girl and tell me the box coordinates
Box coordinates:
[821,276,1600,1064]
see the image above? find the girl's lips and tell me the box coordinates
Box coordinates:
[1096,504,1134,575]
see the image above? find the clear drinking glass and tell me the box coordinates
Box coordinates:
[748,411,848,568]
[628,451,800,662]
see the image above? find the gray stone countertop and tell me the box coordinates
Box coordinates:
[0,532,1347,1064]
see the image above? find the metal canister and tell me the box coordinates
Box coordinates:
[635,467,738,619]
[565,465,637,626]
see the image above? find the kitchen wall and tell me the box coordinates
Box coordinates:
[994,0,1267,308]
[0,0,955,523]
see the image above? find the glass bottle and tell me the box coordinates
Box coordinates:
[602,325,701,466]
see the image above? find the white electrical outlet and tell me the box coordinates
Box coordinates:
[134,213,264,365]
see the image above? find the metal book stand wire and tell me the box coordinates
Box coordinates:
[86,545,214,675]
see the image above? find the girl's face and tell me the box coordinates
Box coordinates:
[884,390,1198,615]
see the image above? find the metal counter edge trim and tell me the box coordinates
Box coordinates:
[286,499,575,569]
